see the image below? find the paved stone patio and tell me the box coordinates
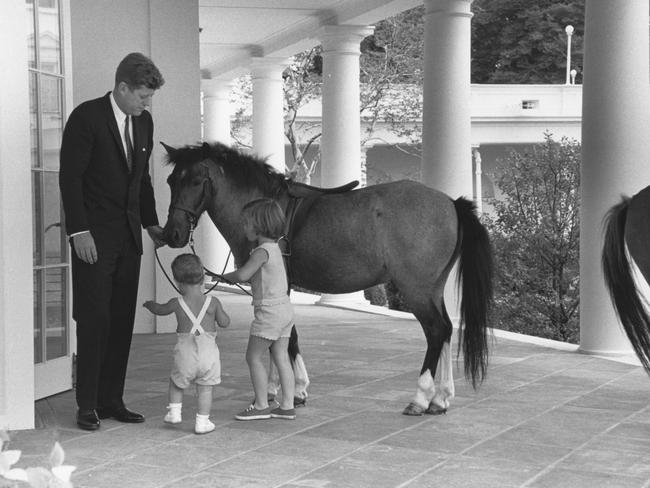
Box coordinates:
[8,291,650,487]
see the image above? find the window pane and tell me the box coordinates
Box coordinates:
[26,0,36,69]
[45,267,67,360]
[32,172,43,266]
[41,75,63,170]
[38,0,61,74]
[34,270,43,364]
[43,172,65,265]
[29,71,40,168]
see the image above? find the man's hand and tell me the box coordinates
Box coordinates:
[73,232,97,264]
[146,225,166,248]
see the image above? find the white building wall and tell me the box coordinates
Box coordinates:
[150,0,202,333]
[0,0,36,431]
[471,84,582,118]
[294,84,583,147]
[69,0,201,334]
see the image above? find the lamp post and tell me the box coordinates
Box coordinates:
[565,25,574,85]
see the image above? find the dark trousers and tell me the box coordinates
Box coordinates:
[71,224,141,410]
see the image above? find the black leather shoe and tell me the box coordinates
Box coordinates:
[77,409,100,431]
[97,405,145,423]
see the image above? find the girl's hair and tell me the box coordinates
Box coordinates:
[171,254,204,285]
[242,198,285,240]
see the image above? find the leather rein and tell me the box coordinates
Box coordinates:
[155,181,252,296]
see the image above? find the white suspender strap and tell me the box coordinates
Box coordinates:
[178,296,212,335]
[194,296,212,325]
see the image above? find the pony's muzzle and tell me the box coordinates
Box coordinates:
[162,226,186,248]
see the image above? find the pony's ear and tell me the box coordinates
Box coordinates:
[160,141,177,157]
[201,142,211,159]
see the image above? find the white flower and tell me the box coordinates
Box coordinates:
[0,432,75,487]
[0,448,29,482]
[49,442,76,483]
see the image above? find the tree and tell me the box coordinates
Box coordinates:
[485,134,581,342]
[229,75,253,149]
[360,7,424,163]
[280,8,427,183]
[233,2,586,172]
[283,48,323,183]
[472,0,585,83]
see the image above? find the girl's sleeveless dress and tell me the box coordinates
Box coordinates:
[249,242,293,340]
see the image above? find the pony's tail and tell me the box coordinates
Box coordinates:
[453,197,494,389]
[288,325,300,363]
[288,324,310,403]
[602,197,650,373]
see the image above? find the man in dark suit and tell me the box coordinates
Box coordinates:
[60,52,166,430]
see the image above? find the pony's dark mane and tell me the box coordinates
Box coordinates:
[166,142,289,197]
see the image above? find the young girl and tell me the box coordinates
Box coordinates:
[143,254,230,434]
[223,198,296,420]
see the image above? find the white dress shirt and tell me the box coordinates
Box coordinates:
[110,91,132,158]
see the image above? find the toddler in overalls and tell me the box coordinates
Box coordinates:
[143,253,230,434]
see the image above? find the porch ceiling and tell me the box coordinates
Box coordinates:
[198,0,421,79]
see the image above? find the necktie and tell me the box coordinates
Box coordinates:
[124,115,134,172]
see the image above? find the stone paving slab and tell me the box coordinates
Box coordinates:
[6,291,650,487]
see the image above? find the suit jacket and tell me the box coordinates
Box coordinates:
[59,92,159,254]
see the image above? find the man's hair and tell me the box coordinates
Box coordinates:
[171,254,204,285]
[242,198,285,240]
[115,52,165,90]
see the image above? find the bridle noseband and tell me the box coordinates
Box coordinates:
[169,177,212,246]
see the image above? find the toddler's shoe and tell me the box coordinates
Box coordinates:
[163,406,182,424]
[195,416,215,434]
[270,407,296,420]
[235,405,271,420]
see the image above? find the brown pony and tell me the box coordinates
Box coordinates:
[160,142,493,415]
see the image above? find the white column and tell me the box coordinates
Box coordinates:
[421,0,473,325]
[203,78,232,144]
[251,57,289,173]
[149,0,202,333]
[359,144,371,188]
[317,24,374,307]
[0,0,35,429]
[579,0,649,356]
[320,25,374,186]
[197,78,234,276]
[421,0,473,198]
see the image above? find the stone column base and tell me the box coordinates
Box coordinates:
[317,291,369,307]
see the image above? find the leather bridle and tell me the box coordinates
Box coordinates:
[158,176,251,296]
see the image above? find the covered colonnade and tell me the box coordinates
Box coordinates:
[0,0,647,430]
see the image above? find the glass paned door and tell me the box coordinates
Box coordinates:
[28,0,72,400]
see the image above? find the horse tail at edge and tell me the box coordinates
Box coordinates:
[288,324,310,403]
[453,197,494,389]
[602,197,650,373]
[288,324,300,363]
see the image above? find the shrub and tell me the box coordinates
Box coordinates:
[484,133,581,343]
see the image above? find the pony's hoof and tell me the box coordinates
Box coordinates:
[294,396,306,408]
[425,404,447,415]
[402,402,425,416]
